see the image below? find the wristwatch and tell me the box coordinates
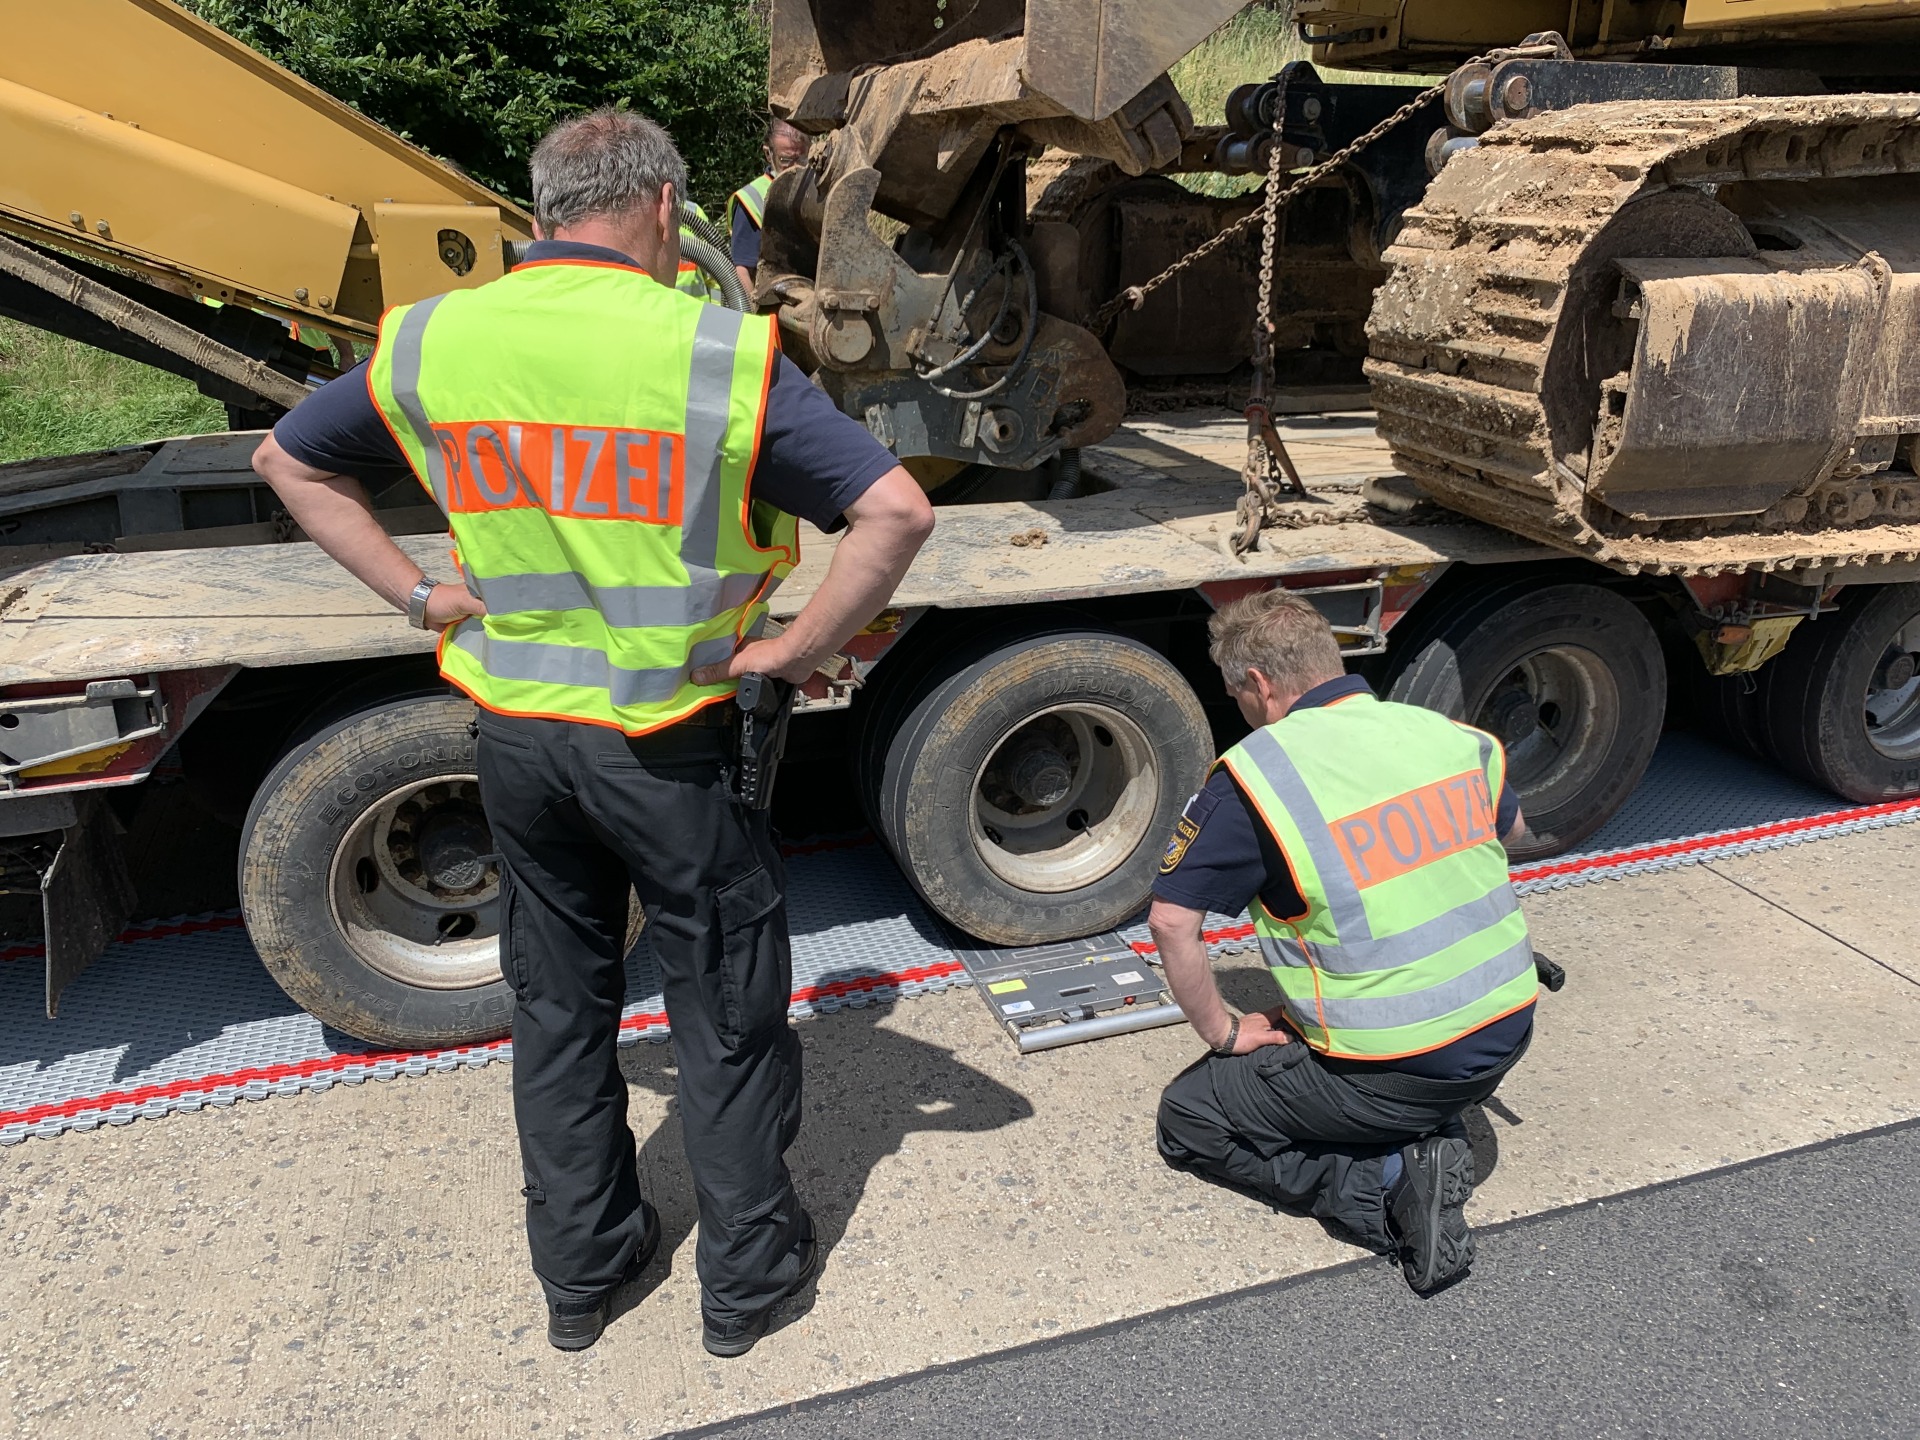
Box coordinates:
[405,577,439,630]
[1212,1014,1241,1057]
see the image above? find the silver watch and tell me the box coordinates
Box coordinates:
[405,577,439,630]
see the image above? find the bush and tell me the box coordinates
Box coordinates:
[182,0,771,212]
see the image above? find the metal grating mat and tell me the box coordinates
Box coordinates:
[1,735,1916,1142]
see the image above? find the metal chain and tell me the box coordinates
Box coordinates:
[1089,70,1456,335]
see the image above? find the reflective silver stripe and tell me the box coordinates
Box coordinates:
[1256,883,1521,977]
[386,295,452,511]
[1310,936,1536,1032]
[1238,727,1373,942]
[470,569,768,628]
[447,629,737,708]
[681,304,744,572]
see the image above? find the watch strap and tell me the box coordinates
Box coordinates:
[406,578,438,630]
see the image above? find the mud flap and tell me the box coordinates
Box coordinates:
[39,794,136,1018]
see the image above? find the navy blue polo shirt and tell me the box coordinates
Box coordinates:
[730,201,762,271]
[1154,674,1533,1079]
[272,240,897,531]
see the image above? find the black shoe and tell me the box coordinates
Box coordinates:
[1387,1135,1475,1294]
[546,1204,662,1352]
[701,1212,820,1359]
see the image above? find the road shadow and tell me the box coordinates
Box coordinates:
[612,974,1033,1335]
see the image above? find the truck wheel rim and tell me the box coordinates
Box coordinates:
[1864,616,1920,761]
[1472,646,1619,818]
[969,704,1158,894]
[326,775,502,990]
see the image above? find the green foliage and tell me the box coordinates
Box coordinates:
[181,0,771,212]
[0,321,224,465]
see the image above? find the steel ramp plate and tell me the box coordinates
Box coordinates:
[948,933,1187,1053]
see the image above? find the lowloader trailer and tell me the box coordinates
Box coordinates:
[2,415,1915,1049]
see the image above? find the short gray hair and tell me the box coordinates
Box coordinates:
[1208,589,1345,691]
[530,108,688,233]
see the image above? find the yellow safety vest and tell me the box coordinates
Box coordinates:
[728,173,772,231]
[366,257,797,734]
[1220,694,1537,1060]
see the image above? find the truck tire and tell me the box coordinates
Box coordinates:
[240,695,512,1049]
[871,628,1212,944]
[1385,581,1666,858]
[1761,583,1920,801]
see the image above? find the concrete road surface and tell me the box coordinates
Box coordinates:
[1,827,1917,1437]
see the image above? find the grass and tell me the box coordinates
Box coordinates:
[0,318,226,465]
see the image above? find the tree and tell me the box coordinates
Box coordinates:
[184,0,770,211]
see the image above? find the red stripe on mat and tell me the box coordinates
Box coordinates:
[0,962,967,1131]
[1505,795,1920,884]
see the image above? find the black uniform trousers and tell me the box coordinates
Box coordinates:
[1156,1031,1527,1253]
[475,709,808,1324]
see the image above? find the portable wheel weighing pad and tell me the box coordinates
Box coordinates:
[948,934,1188,1053]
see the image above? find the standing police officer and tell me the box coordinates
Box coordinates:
[728,117,808,297]
[252,110,934,1354]
[1150,590,1537,1294]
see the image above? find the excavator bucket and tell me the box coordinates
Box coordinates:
[770,0,1246,123]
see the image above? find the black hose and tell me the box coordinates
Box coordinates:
[927,241,1038,401]
[680,233,751,311]
[1046,447,1083,501]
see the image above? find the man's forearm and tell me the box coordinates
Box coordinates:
[253,435,424,609]
[779,513,923,671]
[1151,903,1233,1050]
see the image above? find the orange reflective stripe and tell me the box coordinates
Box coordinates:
[1328,768,1496,890]
[429,421,685,524]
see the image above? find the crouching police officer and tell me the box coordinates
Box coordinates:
[1150,590,1537,1293]
[252,110,934,1352]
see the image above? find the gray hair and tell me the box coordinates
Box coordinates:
[1207,589,1345,691]
[530,108,688,233]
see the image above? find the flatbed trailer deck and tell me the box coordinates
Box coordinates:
[1,410,1914,1051]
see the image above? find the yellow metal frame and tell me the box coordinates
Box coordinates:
[0,0,532,340]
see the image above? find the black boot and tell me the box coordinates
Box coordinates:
[702,1211,820,1359]
[1386,1135,1475,1294]
[546,1204,662,1352]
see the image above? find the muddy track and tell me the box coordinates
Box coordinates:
[1367,94,1920,578]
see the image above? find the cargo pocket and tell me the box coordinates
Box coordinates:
[498,866,530,999]
[714,865,788,1047]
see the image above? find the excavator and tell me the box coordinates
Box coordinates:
[0,0,1917,1050]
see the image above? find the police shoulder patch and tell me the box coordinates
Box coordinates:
[1160,814,1202,874]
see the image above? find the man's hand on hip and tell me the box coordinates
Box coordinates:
[1229,1010,1292,1055]
[426,584,488,630]
[691,634,815,687]
[690,465,933,690]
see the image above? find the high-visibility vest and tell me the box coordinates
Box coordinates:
[1219,693,1537,1060]
[728,173,772,232]
[676,200,722,303]
[365,257,797,735]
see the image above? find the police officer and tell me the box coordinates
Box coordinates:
[728,117,808,296]
[251,109,935,1353]
[1150,589,1537,1293]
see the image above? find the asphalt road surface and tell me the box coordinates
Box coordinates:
[696,1118,1920,1440]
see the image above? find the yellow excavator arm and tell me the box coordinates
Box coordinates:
[0,0,533,345]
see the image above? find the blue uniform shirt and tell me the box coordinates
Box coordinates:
[272,240,897,531]
[1154,674,1533,1078]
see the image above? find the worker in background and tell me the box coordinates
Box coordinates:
[250,109,934,1355]
[729,117,809,297]
[1150,590,1537,1294]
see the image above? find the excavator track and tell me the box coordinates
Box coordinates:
[1368,94,1920,579]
